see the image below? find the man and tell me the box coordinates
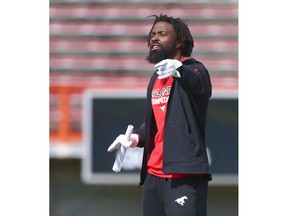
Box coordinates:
[108,14,212,216]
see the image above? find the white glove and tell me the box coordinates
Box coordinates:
[107,133,139,152]
[155,59,183,79]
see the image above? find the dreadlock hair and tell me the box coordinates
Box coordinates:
[147,14,194,57]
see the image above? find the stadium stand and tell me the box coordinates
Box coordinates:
[49,0,238,158]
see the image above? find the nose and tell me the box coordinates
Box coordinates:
[150,35,159,43]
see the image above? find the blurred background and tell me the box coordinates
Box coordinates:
[50,0,238,215]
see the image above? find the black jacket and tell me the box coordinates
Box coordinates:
[137,57,212,186]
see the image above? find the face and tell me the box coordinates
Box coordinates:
[146,21,178,64]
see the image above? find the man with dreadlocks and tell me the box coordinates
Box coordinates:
[108,14,212,216]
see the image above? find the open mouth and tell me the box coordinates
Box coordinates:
[150,44,160,51]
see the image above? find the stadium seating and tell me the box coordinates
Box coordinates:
[49,0,238,157]
[50,0,238,76]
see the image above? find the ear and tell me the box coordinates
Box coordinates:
[176,40,182,49]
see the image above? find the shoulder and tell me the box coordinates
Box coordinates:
[182,57,208,73]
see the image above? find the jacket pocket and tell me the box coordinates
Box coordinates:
[164,124,195,163]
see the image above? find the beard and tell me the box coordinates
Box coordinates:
[146,41,177,64]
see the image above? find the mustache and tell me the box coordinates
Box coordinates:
[149,42,164,49]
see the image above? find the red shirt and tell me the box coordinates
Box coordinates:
[147,76,176,178]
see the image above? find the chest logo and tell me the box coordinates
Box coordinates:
[160,105,166,112]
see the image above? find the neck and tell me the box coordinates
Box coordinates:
[173,51,184,61]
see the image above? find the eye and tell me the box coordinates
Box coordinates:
[148,33,155,40]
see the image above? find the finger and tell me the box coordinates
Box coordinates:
[171,60,183,68]
[107,144,115,152]
[122,140,133,148]
[174,70,181,78]
[158,72,172,79]
[157,67,174,77]
[154,60,168,68]
[124,125,134,140]
[156,70,164,76]
[107,139,119,152]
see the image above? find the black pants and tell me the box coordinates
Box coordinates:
[142,173,208,216]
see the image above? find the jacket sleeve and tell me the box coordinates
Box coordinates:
[176,62,211,96]
[134,122,145,148]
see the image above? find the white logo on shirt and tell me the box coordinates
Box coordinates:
[160,105,166,112]
[151,86,171,105]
